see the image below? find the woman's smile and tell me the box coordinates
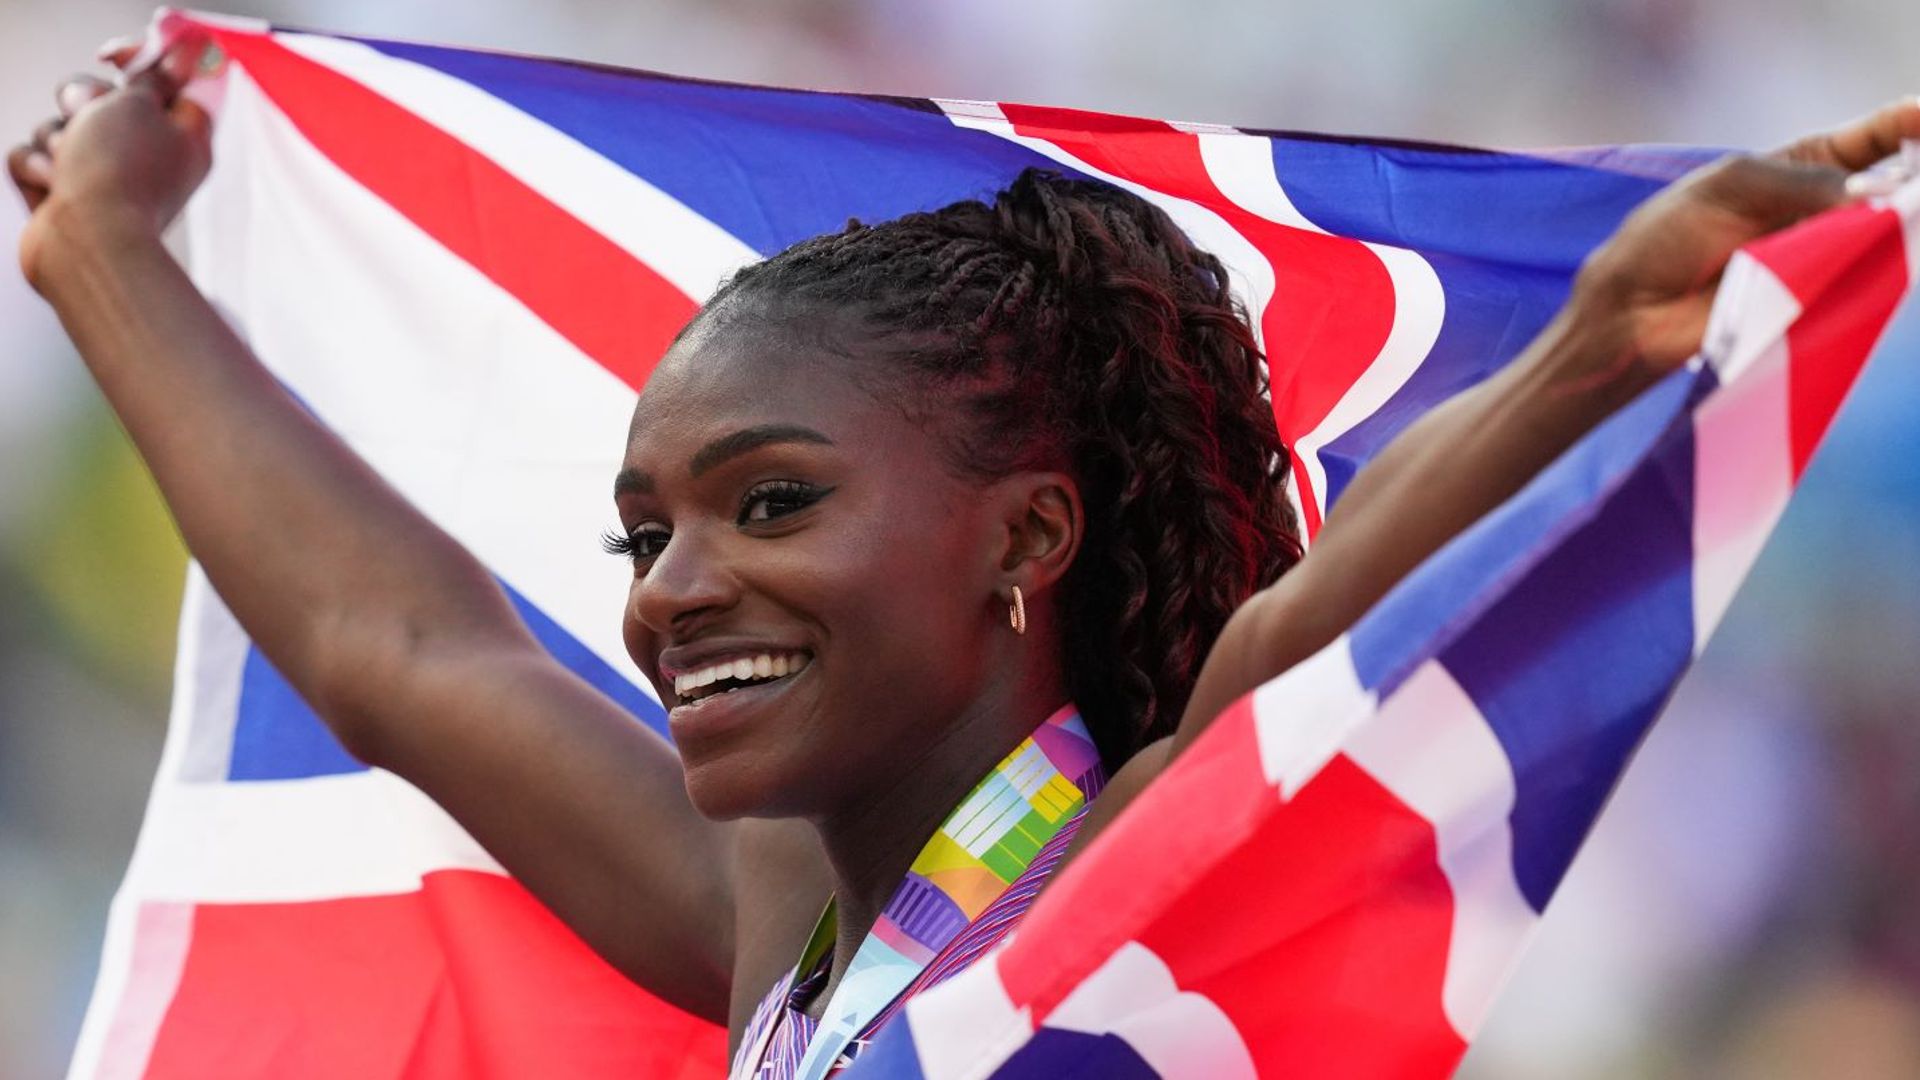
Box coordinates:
[666,650,817,743]
[669,650,814,702]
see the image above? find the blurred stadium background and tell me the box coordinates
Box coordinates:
[3,1,1918,1076]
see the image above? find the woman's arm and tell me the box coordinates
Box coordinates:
[13,49,738,1019]
[1079,99,1920,839]
[1176,101,1920,748]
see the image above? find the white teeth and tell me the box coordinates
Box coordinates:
[671,652,811,700]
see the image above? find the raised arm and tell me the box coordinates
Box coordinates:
[1175,99,1920,745]
[11,47,738,1019]
[1078,99,1920,832]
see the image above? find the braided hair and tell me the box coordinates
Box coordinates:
[699,168,1302,765]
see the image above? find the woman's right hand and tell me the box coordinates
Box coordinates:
[9,38,215,290]
[7,35,757,1021]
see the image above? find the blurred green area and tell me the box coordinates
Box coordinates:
[15,404,187,695]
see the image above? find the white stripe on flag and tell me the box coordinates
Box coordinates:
[1690,250,1804,654]
[89,902,193,1080]
[1890,175,1920,286]
[275,32,761,303]
[68,565,231,1080]
[1043,941,1257,1079]
[125,769,503,903]
[168,564,252,783]
[1196,132,1445,529]
[1251,636,1375,800]
[1701,251,1804,386]
[896,954,1033,1079]
[183,65,645,684]
[1691,335,1795,654]
[1344,659,1536,1038]
[931,99,1279,360]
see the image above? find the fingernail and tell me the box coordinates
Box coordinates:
[57,82,92,115]
[23,150,52,187]
[95,35,140,61]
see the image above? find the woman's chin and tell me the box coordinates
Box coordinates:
[679,753,796,821]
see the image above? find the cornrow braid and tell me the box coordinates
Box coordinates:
[705,168,1303,765]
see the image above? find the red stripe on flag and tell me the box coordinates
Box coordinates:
[1136,753,1463,1077]
[210,30,697,392]
[1745,203,1910,478]
[999,104,1400,535]
[142,871,725,1080]
[994,694,1464,1075]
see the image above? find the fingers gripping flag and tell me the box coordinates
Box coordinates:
[71,8,1918,1079]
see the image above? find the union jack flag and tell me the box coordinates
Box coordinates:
[70,8,1918,1078]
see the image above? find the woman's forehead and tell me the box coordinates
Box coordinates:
[622,322,902,467]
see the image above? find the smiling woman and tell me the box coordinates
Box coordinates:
[595,175,1303,1070]
[611,173,1298,851]
[10,30,1920,1080]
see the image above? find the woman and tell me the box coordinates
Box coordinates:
[11,37,1918,1077]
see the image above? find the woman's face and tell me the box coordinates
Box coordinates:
[614,310,1012,821]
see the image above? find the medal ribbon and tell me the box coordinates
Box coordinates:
[788,704,1105,1079]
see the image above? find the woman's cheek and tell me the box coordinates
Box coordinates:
[621,580,654,676]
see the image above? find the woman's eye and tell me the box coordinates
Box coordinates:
[601,524,670,564]
[739,481,828,525]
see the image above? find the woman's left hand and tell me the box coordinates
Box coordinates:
[9,38,213,291]
[1573,96,1920,374]
[1142,95,1920,781]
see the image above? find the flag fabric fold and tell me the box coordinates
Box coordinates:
[69,8,1917,1078]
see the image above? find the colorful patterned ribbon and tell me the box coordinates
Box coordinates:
[767,705,1105,1080]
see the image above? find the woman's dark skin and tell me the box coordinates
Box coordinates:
[12,39,1919,1044]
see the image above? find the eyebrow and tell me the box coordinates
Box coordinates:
[613,423,835,497]
[689,424,835,477]
[612,467,652,497]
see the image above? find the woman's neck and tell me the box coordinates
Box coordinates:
[801,669,1070,1018]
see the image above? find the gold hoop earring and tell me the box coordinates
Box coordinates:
[1008,585,1027,636]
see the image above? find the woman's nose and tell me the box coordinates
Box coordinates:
[629,525,737,636]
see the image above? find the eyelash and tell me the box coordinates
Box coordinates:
[738,480,826,524]
[600,526,667,563]
[602,480,831,565]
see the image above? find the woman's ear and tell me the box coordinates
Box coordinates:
[993,471,1083,593]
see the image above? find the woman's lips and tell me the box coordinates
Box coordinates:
[666,658,812,741]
